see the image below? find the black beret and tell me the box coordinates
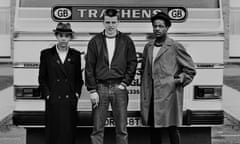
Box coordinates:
[151,12,172,27]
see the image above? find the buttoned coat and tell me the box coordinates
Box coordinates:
[140,37,196,127]
[38,46,83,144]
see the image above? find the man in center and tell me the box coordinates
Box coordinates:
[85,8,137,144]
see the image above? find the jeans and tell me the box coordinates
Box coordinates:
[90,83,129,144]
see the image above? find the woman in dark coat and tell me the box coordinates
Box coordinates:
[38,22,83,144]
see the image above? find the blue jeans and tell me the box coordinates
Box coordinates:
[90,83,129,144]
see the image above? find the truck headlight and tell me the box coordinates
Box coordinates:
[15,86,41,99]
[194,85,222,100]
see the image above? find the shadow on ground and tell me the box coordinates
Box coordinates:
[0,76,13,91]
[224,76,240,91]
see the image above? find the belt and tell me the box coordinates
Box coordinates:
[97,79,122,85]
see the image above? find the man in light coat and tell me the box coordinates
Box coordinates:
[140,12,196,144]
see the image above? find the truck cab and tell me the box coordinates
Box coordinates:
[13,0,224,143]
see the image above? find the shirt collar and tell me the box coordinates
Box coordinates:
[56,44,69,53]
[102,30,120,38]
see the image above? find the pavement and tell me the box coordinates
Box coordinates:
[223,86,240,124]
[0,64,13,123]
[223,63,240,124]
[224,63,240,76]
[0,87,14,123]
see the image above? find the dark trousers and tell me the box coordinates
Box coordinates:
[45,98,77,144]
[90,83,129,144]
[150,126,180,144]
[148,91,180,144]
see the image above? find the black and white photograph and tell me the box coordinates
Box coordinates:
[0,0,240,144]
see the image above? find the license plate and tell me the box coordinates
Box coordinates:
[105,117,142,127]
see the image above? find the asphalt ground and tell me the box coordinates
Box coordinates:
[224,64,240,91]
[0,63,13,90]
[0,76,13,91]
[212,114,240,144]
[0,117,25,144]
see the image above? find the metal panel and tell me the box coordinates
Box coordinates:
[230,0,240,8]
[19,0,219,8]
[14,40,224,63]
[184,69,223,111]
[0,35,11,58]
[229,35,240,57]
[0,0,10,7]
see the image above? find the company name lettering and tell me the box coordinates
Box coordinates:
[75,8,163,20]
[52,6,187,22]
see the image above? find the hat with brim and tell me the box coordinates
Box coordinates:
[151,12,172,27]
[53,22,74,33]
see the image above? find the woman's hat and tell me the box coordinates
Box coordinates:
[53,22,74,33]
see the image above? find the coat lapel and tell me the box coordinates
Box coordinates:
[153,38,172,63]
[101,33,109,66]
[147,41,154,66]
[112,33,123,63]
[63,48,74,76]
[153,45,168,63]
[51,45,68,77]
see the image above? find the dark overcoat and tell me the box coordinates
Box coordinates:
[140,37,196,127]
[38,46,83,144]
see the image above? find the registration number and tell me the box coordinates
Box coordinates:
[105,117,142,127]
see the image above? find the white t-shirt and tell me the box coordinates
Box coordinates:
[152,45,161,62]
[106,37,116,68]
[56,46,69,64]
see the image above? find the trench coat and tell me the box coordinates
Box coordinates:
[140,37,196,127]
[38,46,83,144]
